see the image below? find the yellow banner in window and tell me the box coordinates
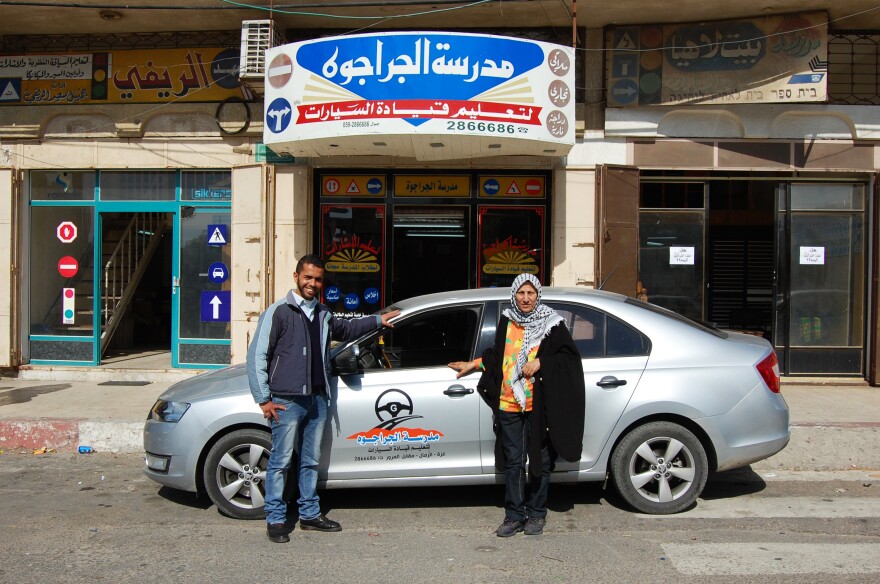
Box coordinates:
[394,175,470,197]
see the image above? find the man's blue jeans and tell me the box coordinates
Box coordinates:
[263,393,328,525]
[498,410,552,521]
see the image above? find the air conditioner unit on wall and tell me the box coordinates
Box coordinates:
[240,19,285,79]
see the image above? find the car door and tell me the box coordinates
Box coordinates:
[548,301,649,470]
[323,304,485,481]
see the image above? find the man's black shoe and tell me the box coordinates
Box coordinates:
[495,517,525,537]
[267,522,292,543]
[299,514,342,532]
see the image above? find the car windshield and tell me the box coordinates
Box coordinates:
[624,297,728,339]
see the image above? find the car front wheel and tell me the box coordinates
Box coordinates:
[203,428,271,520]
[610,421,708,514]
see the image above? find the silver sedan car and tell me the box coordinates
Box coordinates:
[143,288,789,518]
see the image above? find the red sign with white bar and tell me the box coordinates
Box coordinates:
[58,256,78,278]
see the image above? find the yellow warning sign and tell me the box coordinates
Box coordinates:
[479,176,545,198]
[321,175,386,197]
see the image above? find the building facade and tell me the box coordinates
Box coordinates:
[1,2,878,381]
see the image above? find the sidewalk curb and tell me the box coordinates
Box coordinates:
[0,419,143,453]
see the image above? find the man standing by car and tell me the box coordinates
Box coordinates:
[247,254,399,543]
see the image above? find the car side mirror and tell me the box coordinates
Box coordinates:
[333,346,360,376]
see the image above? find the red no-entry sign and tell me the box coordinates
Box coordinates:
[268,53,293,88]
[56,221,78,243]
[58,256,78,278]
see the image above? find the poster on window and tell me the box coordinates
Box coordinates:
[321,205,386,316]
[477,206,545,288]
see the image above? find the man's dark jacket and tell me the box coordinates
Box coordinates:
[247,290,381,404]
[477,316,586,477]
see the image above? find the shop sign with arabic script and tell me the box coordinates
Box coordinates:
[263,32,575,155]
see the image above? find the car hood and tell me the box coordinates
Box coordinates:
[160,363,250,403]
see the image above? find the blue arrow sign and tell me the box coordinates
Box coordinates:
[201,290,231,322]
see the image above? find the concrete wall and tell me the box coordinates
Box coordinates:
[0,169,13,367]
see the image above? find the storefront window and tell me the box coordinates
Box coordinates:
[787,185,865,348]
[100,171,176,201]
[321,205,386,315]
[30,171,95,201]
[477,206,545,288]
[29,207,95,336]
[638,210,705,321]
[178,210,231,339]
[181,171,232,202]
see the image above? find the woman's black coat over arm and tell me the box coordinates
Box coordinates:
[476,316,586,476]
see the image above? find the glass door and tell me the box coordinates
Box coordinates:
[173,207,232,367]
[637,182,707,322]
[775,184,866,375]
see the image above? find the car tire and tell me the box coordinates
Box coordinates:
[610,421,708,515]
[203,428,272,520]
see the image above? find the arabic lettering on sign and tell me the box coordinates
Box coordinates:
[665,22,766,72]
[0,54,92,79]
[297,99,540,124]
[799,246,825,265]
[394,175,470,197]
[320,37,518,87]
[296,33,545,101]
[23,87,88,104]
[324,233,381,258]
[112,51,211,98]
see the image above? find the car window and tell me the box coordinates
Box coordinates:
[606,315,651,356]
[356,306,481,370]
[547,302,651,358]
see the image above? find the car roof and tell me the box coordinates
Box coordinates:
[389,287,630,311]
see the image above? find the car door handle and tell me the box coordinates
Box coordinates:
[596,376,627,388]
[444,385,474,397]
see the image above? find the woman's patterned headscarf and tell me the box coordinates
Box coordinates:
[502,273,563,408]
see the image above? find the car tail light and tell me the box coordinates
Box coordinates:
[756,351,780,393]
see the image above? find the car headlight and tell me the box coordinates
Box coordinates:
[149,399,190,423]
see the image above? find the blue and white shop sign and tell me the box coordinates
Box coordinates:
[263,32,575,160]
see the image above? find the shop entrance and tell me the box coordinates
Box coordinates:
[392,206,469,301]
[27,169,232,369]
[638,177,867,376]
[99,212,173,364]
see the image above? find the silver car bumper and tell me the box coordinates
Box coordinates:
[143,418,200,493]
[702,384,791,471]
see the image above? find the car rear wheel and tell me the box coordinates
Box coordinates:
[610,421,708,514]
[203,428,271,520]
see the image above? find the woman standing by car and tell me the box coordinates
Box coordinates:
[449,273,585,537]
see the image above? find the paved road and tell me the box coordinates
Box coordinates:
[1,452,878,583]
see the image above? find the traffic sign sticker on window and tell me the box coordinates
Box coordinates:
[208,262,229,284]
[346,180,361,194]
[207,224,228,246]
[62,288,75,324]
[58,256,79,278]
[56,221,78,243]
[506,181,521,195]
[201,290,231,322]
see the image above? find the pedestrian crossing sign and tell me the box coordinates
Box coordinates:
[207,224,228,246]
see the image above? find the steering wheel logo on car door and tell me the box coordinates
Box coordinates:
[347,388,445,445]
[374,389,419,429]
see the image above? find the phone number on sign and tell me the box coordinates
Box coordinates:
[446,121,517,133]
